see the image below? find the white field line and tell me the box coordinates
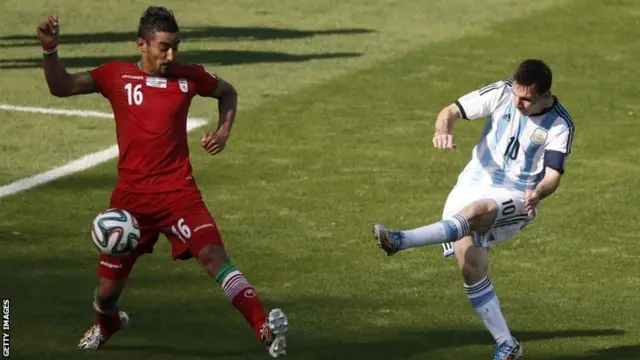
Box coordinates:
[0,104,115,118]
[0,104,207,198]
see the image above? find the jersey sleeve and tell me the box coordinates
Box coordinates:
[546,122,575,155]
[87,61,120,97]
[190,64,220,97]
[455,80,511,120]
[543,120,574,174]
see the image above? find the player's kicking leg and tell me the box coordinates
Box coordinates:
[372,193,530,359]
[373,227,454,257]
[372,197,504,255]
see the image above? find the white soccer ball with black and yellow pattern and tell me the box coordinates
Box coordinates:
[91,208,140,257]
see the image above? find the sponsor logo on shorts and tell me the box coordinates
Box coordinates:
[100,261,123,269]
[193,223,215,233]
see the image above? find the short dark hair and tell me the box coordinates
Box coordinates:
[513,59,552,95]
[137,6,180,39]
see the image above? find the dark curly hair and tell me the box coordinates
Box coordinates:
[513,59,552,95]
[137,6,180,39]
[513,59,553,95]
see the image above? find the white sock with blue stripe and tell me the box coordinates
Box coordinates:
[465,277,515,346]
[399,214,470,249]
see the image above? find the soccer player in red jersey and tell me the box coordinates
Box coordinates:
[36,6,288,357]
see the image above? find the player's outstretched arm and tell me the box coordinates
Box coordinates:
[201,79,238,155]
[37,15,94,97]
[432,103,462,150]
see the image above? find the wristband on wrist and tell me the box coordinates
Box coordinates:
[42,42,58,55]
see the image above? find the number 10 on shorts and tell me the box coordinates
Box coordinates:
[171,218,192,242]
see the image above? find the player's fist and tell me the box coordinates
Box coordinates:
[523,189,540,217]
[201,131,228,155]
[36,15,59,46]
[432,132,456,150]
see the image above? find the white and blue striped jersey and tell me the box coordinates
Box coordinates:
[454,80,574,192]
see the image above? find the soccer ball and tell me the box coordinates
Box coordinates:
[91,208,140,257]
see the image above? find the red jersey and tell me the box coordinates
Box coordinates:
[88,61,219,193]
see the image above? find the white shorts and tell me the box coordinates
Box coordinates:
[442,184,536,247]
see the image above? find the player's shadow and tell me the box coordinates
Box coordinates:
[0,25,376,47]
[104,327,626,360]
[537,345,640,360]
[281,328,626,360]
[0,49,362,69]
[0,25,370,69]
[2,254,628,360]
[42,171,120,192]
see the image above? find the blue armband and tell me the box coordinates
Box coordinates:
[544,150,566,174]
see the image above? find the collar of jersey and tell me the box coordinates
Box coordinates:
[529,96,558,117]
[136,61,163,76]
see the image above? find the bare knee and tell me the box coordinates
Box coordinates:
[458,199,498,233]
[196,244,229,277]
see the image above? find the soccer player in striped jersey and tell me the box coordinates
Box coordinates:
[372,59,574,360]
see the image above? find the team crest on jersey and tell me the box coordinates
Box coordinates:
[530,127,548,145]
[178,79,188,93]
[146,77,167,88]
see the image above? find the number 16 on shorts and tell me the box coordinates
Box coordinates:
[165,211,223,255]
[171,218,192,242]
